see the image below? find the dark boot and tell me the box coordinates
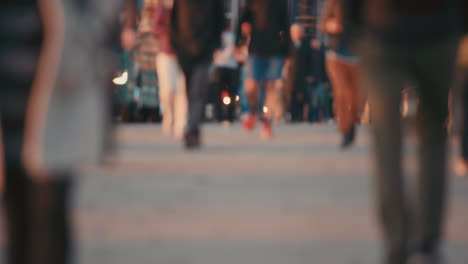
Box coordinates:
[341,125,356,149]
[184,129,201,150]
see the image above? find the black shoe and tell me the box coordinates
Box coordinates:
[341,125,356,149]
[184,130,201,150]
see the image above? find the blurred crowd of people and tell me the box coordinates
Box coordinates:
[1,0,468,264]
[117,0,338,144]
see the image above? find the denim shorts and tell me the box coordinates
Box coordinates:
[244,55,284,81]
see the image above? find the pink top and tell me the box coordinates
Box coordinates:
[152,6,173,54]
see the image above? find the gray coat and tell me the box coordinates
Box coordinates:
[23,0,123,175]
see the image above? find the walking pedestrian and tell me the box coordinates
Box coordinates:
[454,36,468,177]
[319,0,363,148]
[153,0,187,139]
[170,0,225,149]
[348,0,467,263]
[213,22,239,122]
[237,0,290,139]
[286,24,311,123]
[235,22,252,119]
[307,39,330,123]
[1,0,120,263]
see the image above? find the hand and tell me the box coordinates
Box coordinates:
[324,18,343,35]
[213,50,221,61]
[121,27,136,51]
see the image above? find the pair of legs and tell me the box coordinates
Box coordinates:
[177,57,211,148]
[290,87,307,122]
[325,54,363,135]
[358,36,459,264]
[311,83,330,122]
[243,56,284,137]
[156,53,187,139]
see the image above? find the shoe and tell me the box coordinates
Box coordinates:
[184,130,201,150]
[243,113,257,132]
[341,125,356,149]
[454,158,468,177]
[261,121,273,140]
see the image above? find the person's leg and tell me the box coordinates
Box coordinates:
[226,68,238,122]
[245,79,259,113]
[326,55,351,134]
[156,54,175,136]
[290,88,301,122]
[173,58,188,140]
[29,174,72,264]
[243,56,265,131]
[1,73,36,264]
[358,38,409,264]
[211,67,223,122]
[183,60,211,147]
[261,56,284,138]
[348,61,363,126]
[412,39,458,258]
[238,67,250,116]
[462,78,468,161]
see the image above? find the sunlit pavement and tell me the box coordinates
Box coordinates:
[3,123,468,263]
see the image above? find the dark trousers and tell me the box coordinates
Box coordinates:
[290,88,306,122]
[462,78,468,160]
[358,36,459,264]
[178,58,211,134]
[213,67,238,121]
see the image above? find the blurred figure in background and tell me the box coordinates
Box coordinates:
[349,0,467,263]
[307,38,331,123]
[235,22,253,119]
[286,23,311,123]
[170,0,224,149]
[1,0,121,263]
[319,0,363,149]
[153,0,187,139]
[212,22,239,123]
[237,0,290,139]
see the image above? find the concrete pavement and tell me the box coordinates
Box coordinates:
[3,123,468,263]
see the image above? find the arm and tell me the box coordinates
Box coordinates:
[236,3,252,46]
[23,0,66,176]
[318,0,339,32]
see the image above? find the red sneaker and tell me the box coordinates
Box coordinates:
[243,114,257,132]
[261,121,273,140]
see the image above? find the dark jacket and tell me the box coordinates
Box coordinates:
[287,39,312,93]
[0,0,43,86]
[310,44,328,84]
[170,0,224,61]
[347,0,467,43]
[237,0,291,57]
